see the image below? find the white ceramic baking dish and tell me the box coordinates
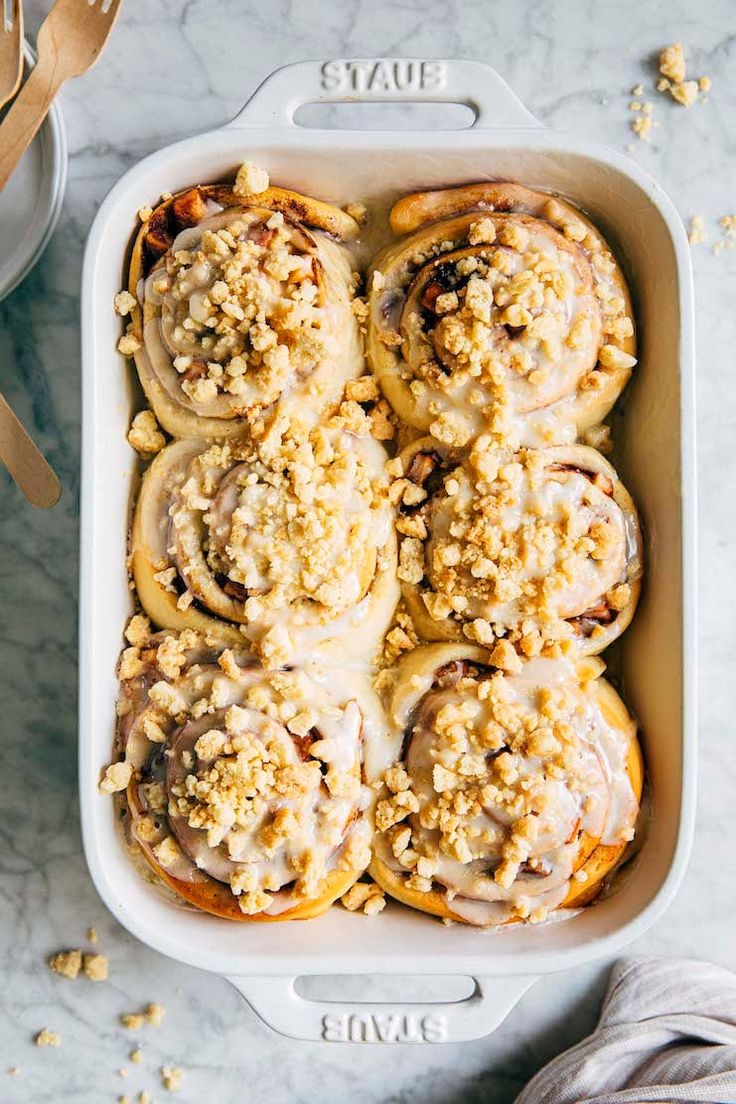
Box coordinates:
[79,59,697,1044]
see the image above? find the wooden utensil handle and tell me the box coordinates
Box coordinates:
[0,393,61,508]
[0,59,65,192]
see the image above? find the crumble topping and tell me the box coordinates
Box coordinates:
[394,442,633,645]
[99,761,132,794]
[375,655,637,924]
[341,881,386,915]
[233,161,270,197]
[149,204,343,409]
[128,410,166,455]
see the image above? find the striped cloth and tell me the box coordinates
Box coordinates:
[515,958,736,1104]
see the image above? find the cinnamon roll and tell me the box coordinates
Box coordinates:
[105,626,386,921]
[123,172,362,440]
[393,437,642,655]
[130,412,399,667]
[367,182,636,448]
[369,644,643,927]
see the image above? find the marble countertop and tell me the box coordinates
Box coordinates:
[2,0,734,1100]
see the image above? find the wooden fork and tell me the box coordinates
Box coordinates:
[0,0,23,110]
[0,0,122,191]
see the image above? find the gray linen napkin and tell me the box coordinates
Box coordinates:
[515,957,736,1104]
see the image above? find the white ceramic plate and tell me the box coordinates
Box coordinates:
[0,42,67,303]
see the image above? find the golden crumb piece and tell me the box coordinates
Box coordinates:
[688,215,707,245]
[128,410,166,455]
[119,1097,131,1104]
[138,205,153,223]
[669,80,698,107]
[161,1066,183,1092]
[130,1048,143,1064]
[34,1029,61,1048]
[139,1093,152,1104]
[121,1013,145,1030]
[340,882,386,915]
[118,332,141,356]
[489,639,523,674]
[114,290,137,317]
[659,42,686,84]
[631,114,654,141]
[233,161,269,197]
[345,376,379,403]
[124,614,151,648]
[699,75,712,92]
[631,82,644,96]
[83,953,108,982]
[49,950,82,980]
[145,1002,166,1027]
[86,927,98,944]
[118,1068,129,1078]
[99,761,132,794]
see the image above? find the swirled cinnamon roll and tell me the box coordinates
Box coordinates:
[392,436,642,655]
[369,644,643,927]
[367,182,636,448]
[130,411,399,667]
[102,625,386,921]
[122,168,362,440]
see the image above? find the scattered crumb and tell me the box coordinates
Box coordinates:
[119,1097,131,1104]
[138,205,153,223]
[127,409,166,455]
[233,161,269,197]
[87,927,98,944]
[145,1002,166,1027]
[659,42,686,84]
[83,953,108,982]
[34,1029,61,1048]
[713,241,726,256]
[114,290,137,317]
[670,80,698,108]
[118,1068,129,1078]
[7,1067,20,1076]
[625,144,636,153]
[631,82,644,96]
[49,950,82,980]
[631,114,654,141]
[161,191,173,202]
[99,760,132,794]
[161,1065,184,1092]
[138,1091,152,1104]
[688,215,707,245]
[121,1013,146,1031]
[657,42,710,108]
[720,215,736,239]
[130,1048,143,1064]
[117,331,141,356]
[340,881,386,915]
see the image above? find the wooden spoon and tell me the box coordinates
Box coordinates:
[0,392,61,507]
[0,0,122,192]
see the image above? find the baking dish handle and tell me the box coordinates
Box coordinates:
[225,59,540,130]
[226,973,537,1043]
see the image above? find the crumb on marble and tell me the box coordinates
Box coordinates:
[49,950,82,980]
[130,1048,143,1064]
[121,1013,146,1030]
[83,953,108,982]
[145,1002,166,1027]
[34,1028,61,1048]
[161,1065,184,1092]
[688,215,707,245]
[87,927,98,944]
